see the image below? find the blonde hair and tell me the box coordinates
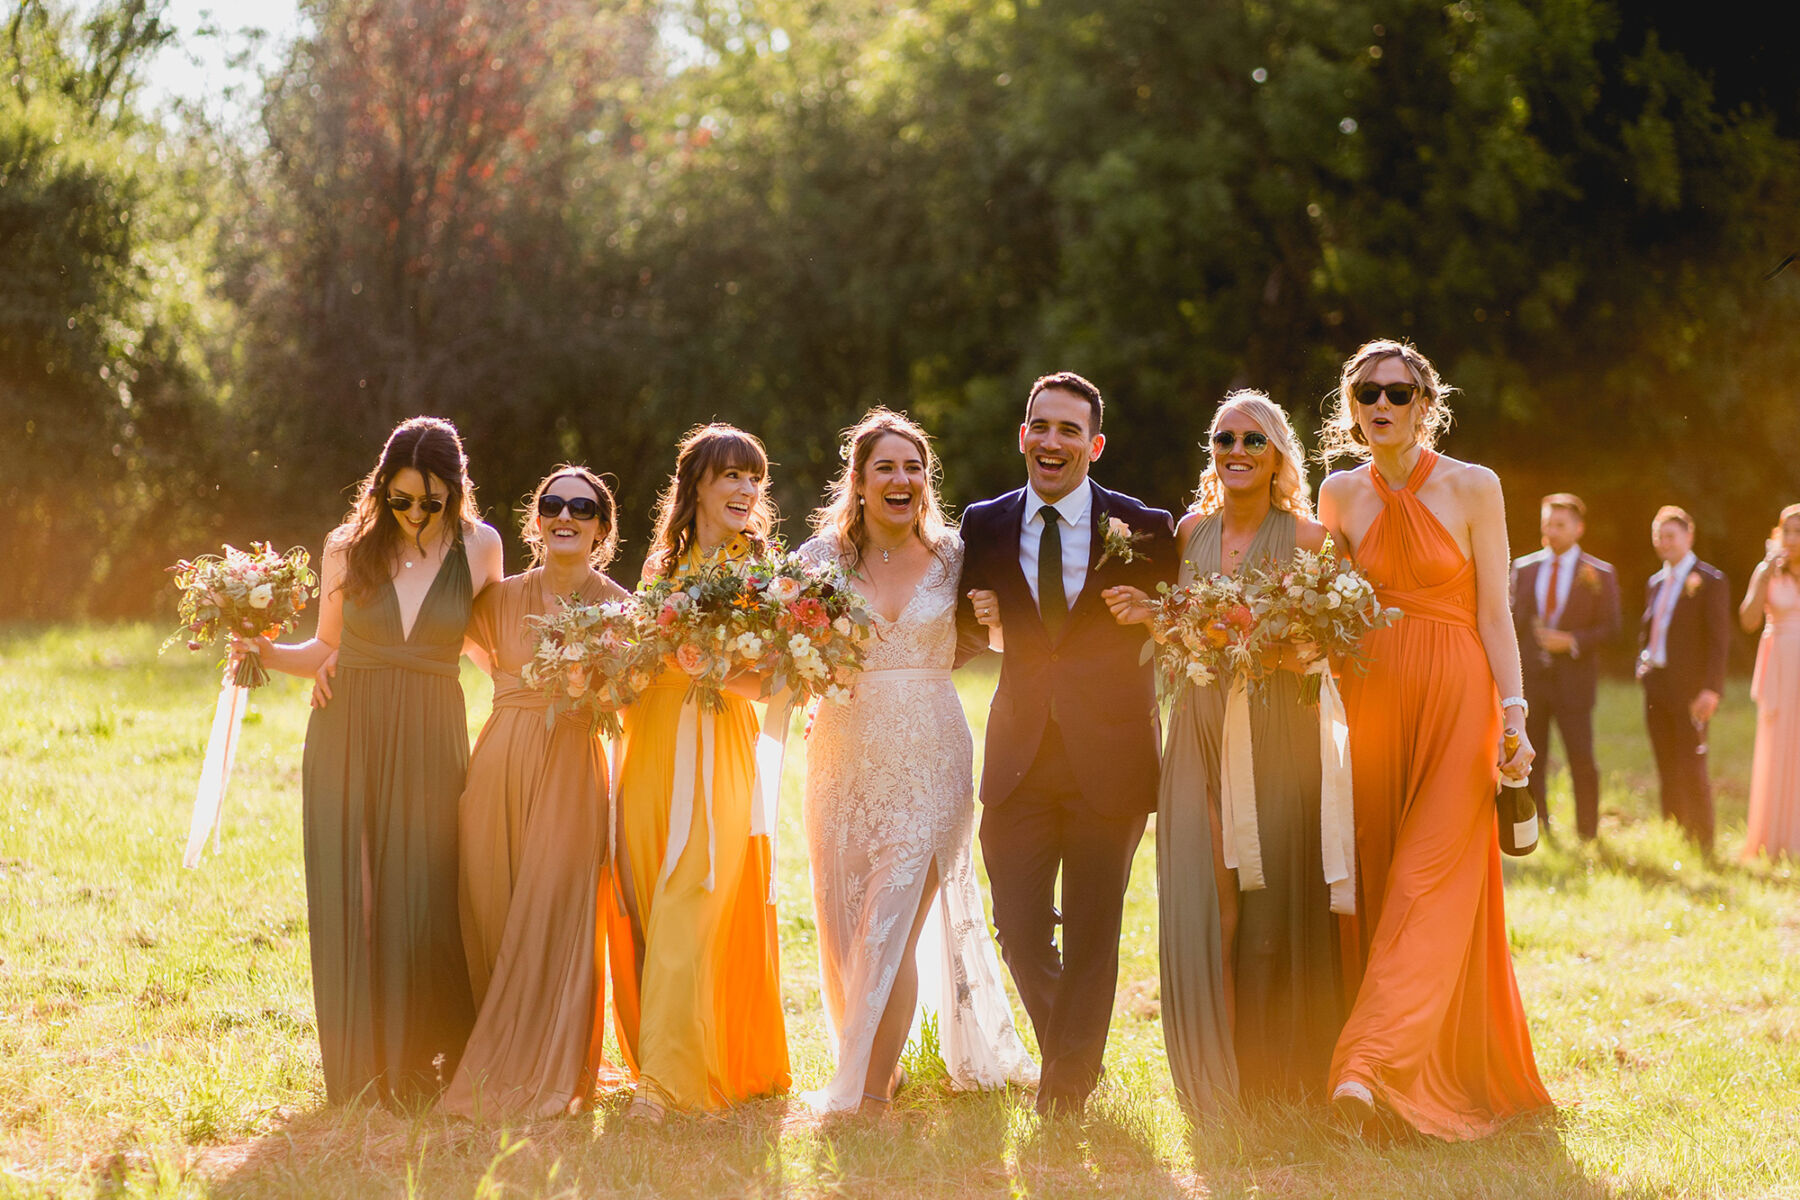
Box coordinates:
[1651,504,1694,536]
[810,407,953,570]
[1772,503,1800,541]
[1188,391,1314,520]
[1318,339,1456,463]
[646,424,775,578]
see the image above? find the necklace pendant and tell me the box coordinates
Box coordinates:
[404,560,415,568]
[881,548,890,564]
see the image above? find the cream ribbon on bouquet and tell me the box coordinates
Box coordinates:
[183,680,251,868]
[657,690,796,902]
[1216,660,1357,915]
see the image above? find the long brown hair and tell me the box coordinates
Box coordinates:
[810,407,953,572]
[645,424,775,578]
[521,465,620,569]
[1318,339,1456,463]
[333,417,481,605]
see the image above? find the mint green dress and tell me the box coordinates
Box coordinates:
[1158,510,1342,1114]
[301,544,476,1106]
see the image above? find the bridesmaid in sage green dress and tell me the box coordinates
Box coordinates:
[240,417,504,1106]
[1107,392,1342,1115]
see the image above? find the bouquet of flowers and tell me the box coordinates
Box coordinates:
[638,550,874,711]
[1242,538,1401,704]
[162,543,319,688]
[517,596,656,739]
[1145,570,1262,695]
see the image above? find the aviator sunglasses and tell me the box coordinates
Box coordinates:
[386,492,445,515]
[1211,430,1271,455]
[538,494,602,520]
[1353,382,1419,406]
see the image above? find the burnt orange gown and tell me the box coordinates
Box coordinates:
[1330,450,1552,1140]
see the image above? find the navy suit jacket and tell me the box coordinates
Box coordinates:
[1510,549,1621,710]
[955,481,1177,818]
[1637,559,1731,699]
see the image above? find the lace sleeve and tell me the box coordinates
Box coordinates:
[796,533,845,572]
[938,530,965,577]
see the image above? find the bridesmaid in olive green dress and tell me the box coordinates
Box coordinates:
[240,417,505,1106]
[1106,392,1342,1114]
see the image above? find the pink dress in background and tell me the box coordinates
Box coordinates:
[1745,570,1800,860]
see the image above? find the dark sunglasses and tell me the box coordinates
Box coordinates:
[1211,430,1271,456]
[386,493,445,515]
[539,494,601,520]
[1353,382,1418,406]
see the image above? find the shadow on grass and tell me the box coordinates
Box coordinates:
[1516,832,1800,905]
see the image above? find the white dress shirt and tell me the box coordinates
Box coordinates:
[1020,479,1093,612]
[1534,543,1583,628]
[1646,551,1697,669]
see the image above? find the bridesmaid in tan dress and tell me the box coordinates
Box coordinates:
[443,466,632,1120]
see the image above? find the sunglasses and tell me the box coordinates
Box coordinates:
[539,494,601,520]
[1353,382,1419,406]
[1211,430,1271,455]
[386,493,445,515]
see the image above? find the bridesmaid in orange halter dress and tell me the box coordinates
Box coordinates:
[1316,340,1553,1140]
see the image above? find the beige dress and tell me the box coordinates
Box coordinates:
[442,568,626,1120]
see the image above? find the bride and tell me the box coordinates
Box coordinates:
[798,407,1037,1115]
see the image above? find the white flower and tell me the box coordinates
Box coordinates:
[247,583,274,609]
[833,616,852,636]
[561,642,586,661]
[1107,516,1131,539]
[771,576,803,603]
[1325,593,1341,609]
[1185,661,1215,686]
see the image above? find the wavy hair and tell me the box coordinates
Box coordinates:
[333,416,481,605]
[1188,391,1313,520]
[1318,339,1456,463]
[809,407,954,572]
[521,465,620,569]
[645,424,775,578]
[1771,503,1800,545]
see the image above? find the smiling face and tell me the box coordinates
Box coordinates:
[1780,516,1800,560]
[1540,505,1583,556]
[1020,387,1104,503]
[1210,404,1276,502]
[536,474,604,563]
[1653,517,1694,565]
[694,461,765,548]
[858,432,928,538]
[1353,355,1427,452]
[386,467,447,545]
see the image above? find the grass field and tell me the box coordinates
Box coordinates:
[2,624,1797,1199]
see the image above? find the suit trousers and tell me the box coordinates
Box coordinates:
[1641,670,1714,853]
[1524,678,1601,840]
[978,720,1145,1116]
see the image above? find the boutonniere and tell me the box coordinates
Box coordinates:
[1578,563,1601,594]
[1097,515,1149,568]
[1683,570,1703,599]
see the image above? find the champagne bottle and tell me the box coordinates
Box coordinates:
[1497,729,1538,856]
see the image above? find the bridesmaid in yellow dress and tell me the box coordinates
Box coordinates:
[442,466,632,1120]
[611,424,791,1120]
[1740,504,1800,861]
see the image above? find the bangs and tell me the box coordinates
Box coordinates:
[696,431,768,478]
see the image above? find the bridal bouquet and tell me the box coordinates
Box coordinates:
[1242,539,1400,704]
[518,597,656,739]
[1145,571,1262,694]
[639,551,874,711]
[162,543,319,687]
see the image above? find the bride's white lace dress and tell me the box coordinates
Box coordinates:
[798,532,1037,1112]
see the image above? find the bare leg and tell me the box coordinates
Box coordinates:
[861,858,942,1106]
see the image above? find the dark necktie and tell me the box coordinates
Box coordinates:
[1039,509,1067,642]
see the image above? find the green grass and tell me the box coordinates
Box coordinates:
[1,625,1796,1198]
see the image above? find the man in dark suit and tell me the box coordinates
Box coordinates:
[1636,505,1731,854]
[956,371,1176,1118]
[1509,493,1621,840]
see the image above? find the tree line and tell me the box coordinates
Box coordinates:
[5,0,1799,664]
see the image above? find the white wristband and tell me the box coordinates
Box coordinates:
[1500,696,1528,716]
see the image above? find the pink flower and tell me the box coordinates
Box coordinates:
[790,597,829,630]
[656,604,680,628]
[771,576,803,603]
[675,642,707,675]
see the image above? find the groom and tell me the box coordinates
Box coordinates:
[957,371,1176,1118]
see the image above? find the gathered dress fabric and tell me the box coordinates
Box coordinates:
[1158,510,1342,1115]
[797,533,1037,1113]
[607,542,790,1110]
[1329,451,1552,1140]
[300,542,476,1106]
[1745,570,1800,860]
[442,569,625,1119]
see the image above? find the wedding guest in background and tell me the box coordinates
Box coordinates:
[1104,392,1342,1114]
[1316,339,1551,1140]
[797,408,1034,1116]
[1636,506,1731,856]
[1509,493,1620,841]
[443,466,631,1120]
[235,416,505,1106]
[957,371,1177,1119]
[1739,503,1800,861]
[610,424,790,1121]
